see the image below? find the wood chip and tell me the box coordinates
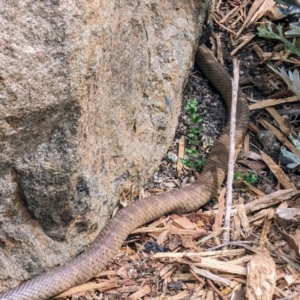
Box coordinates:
[54,281,119,298]
[258,213,273,248]
[243,151,263,160]
[249,96,298,110]
[190,265,232,287]
[231,189,298,215]
[177,135,185,177]
[192,257,247,276]
[244,134,250,152]
[128,285,151,300]
[231,33,256,56]
[252,43,264,60]
[172,216,196,230]
[248,208,274,224]
[284,273,300,286]
[260,150,296,190]
[266,107,297,137]
[236,0,276,38]
[216,33,224,66]
[240,180,266,197]
[276,207,300,223]
[153,249,246,259]
[235,203,251,236]
[282,229,300,260]
[228,255,253,266]
[214,187,226,231]
[246,249,276,300]
[259,118,300,158]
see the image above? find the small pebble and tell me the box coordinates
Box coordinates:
[167,280,182,291]
[144,241,165,253]
[257,130,280,160]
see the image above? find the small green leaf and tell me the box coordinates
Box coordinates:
[190,99,198,106]
[180,158,193,168]
[244,173,259,184]
[186,149,198,157]
[234,172,244,181]
[258,23,300,57]
[191,115,203,123]
[234,172,258,184]
[269,66,300,98]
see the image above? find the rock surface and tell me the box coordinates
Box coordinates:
[0,0,211,290]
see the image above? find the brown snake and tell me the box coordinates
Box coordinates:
[0,44,250,300]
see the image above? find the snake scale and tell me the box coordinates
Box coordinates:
[0,44,250,300]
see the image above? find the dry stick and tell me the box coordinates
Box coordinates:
[214,187,226,231]
[223,57,239,245]
[189,267,205,285]
[190,265,232,287]
[207,279,229,300]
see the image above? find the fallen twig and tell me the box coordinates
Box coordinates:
[223,57,239,244]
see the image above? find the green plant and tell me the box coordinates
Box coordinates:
[185,99,203,147]
[257,1,300,170]
[257,23,300,57]
[257,1,300,96]
[180,99,206,171]
[281,133,300,169]
[181,157,206,171]
[274,0,300,15]
[185,99,203,123]
[268,66,300,98]
[234,171,259,184]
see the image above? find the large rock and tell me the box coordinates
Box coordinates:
[0,0,211,290]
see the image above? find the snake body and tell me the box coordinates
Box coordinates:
[0,45,250,300]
